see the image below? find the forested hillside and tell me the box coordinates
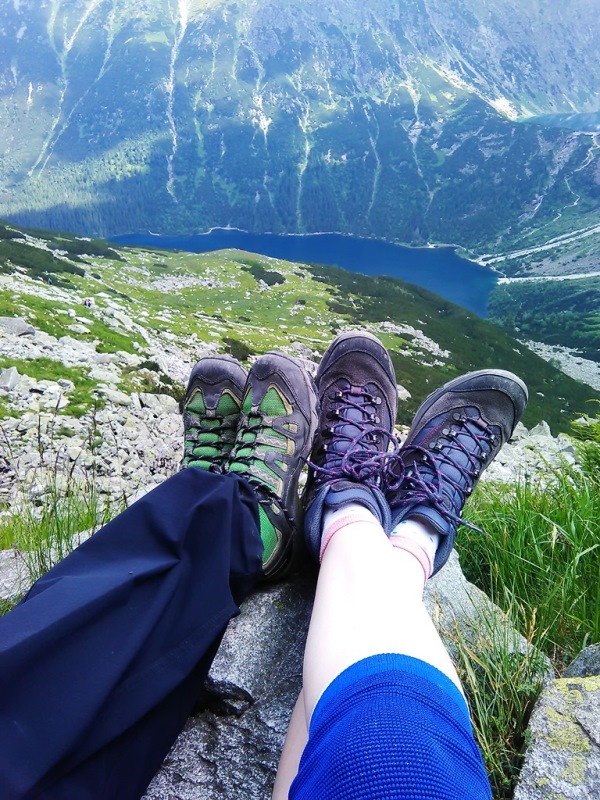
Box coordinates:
[489,278,600,363]
[0,0,598,268]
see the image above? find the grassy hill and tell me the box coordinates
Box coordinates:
[1,220,598,433]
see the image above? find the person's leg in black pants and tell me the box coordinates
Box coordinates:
[0,468,262,799]
[0,352,318,799]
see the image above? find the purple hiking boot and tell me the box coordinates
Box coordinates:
[387,369,528,575]
[303,331,399,560]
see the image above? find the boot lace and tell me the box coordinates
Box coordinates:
[387,414,496,529]
[183,412,238,473]
[310,384,400,489]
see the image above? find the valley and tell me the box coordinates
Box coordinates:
[1,220,598,436]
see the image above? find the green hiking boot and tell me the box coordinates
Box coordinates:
[228,353,319,580]
[182,355,248,472]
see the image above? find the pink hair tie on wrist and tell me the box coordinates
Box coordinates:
[320,512,383,561]
[389,535,433,582]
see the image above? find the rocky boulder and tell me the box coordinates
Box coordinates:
[145,573,316,800]
[0,317,35,336]
[564,645,600,679]
[514,675,600,800]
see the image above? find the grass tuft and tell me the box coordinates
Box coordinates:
[461,461,600,671]
[447,611,548,799]
[452,433,600,797]
[0,482,117,588]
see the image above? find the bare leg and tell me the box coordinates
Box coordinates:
[273,335,523,797]
[273,514,463,796]
[272,691,308,800]
[302,516,462,722]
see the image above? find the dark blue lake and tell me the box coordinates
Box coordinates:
[111,230,497,317]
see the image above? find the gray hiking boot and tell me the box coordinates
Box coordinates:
[228,353,319,580]
[303,331,398,560]
[388,369,528,575]
[182,355,248,472]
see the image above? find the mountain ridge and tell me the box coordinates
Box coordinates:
[1,0,598,271]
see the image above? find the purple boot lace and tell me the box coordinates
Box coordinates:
[310,382,400,489]
[387,414,496,529]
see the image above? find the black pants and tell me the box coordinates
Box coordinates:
[0,469,263,799]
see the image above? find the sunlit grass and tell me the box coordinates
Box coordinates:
[461,463,600,670]
[453,440,600,797]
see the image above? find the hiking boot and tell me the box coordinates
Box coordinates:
[228,353,318,580]
[303,331,398,560]
[182,355,248,471]
[388,369,528,575]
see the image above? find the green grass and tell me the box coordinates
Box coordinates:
[461,463,600,670]
[0,484,117,587]
[0,357,100,417]
[447,612,548,799]
[450,436,600,797]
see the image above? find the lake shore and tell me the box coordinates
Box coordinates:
[111,230,497,317]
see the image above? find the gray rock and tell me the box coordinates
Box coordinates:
[0,317,35,336]
[95,387,132,406]
[0,550,25,599]
[115,350,142,367]
[0,366,19,391]
[144,573,316,800]
[529,421,552,438]
[287,341,315,361]
[565,645,600,678]
[88,366,120,383]
[556,433,577,457]
[139,393,180,414]
[68,446,84,462]
[16,412,39,432]
[510,422,529,442]
[397,383,411,402]
[38,393,69,411]
[94,353,118,365]
[514,676,600,800]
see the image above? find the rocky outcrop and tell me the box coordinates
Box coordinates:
[482,420,579,484]
[145,573,316,800]
[514,645,600,800]
[0,317,35,337]
[514,676,600,800]
[565,645,600,680]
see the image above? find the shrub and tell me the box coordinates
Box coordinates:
[223,337,255,362]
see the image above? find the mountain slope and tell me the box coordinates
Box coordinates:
[1,219,598,434]
[0,0,598,266]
